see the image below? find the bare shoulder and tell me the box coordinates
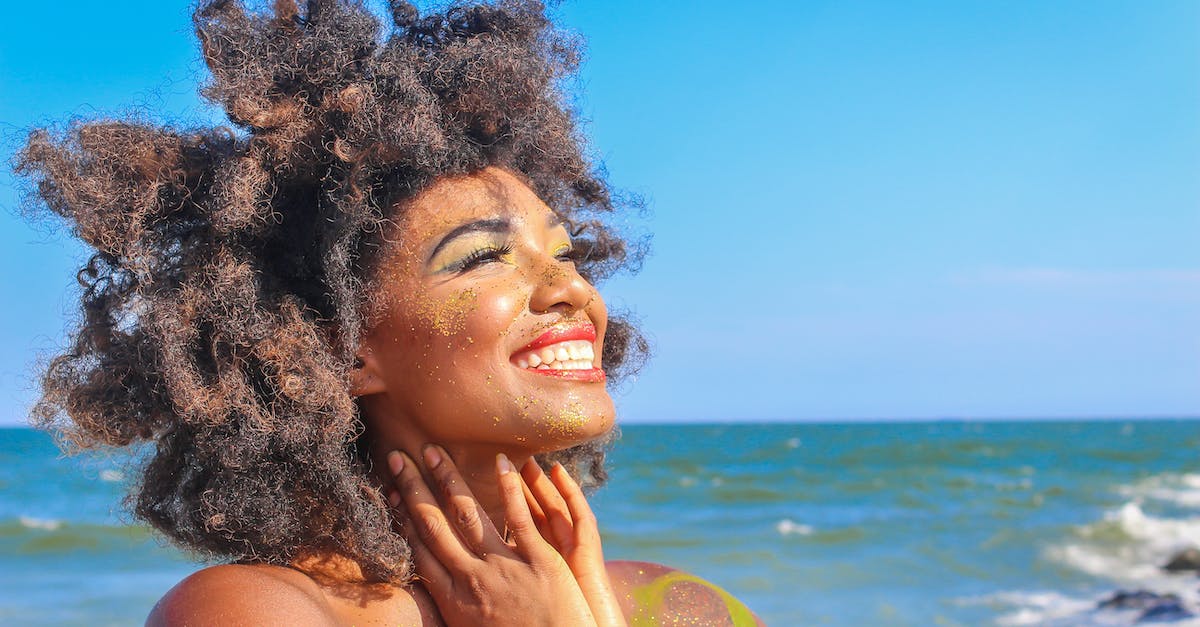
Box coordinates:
[146,563,338,626]
[606,560,766,626]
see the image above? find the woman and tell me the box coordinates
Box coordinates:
[18,0,761,624]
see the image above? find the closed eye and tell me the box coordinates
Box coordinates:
[448,243,513,273]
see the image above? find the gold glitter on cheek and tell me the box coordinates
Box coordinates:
[415,288,478,336]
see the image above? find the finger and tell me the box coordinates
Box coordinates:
[549,461,600,539]
[520,479,553,544]
[545,466,623,626]
[395,505,453,595]
[496,453,552,561]
[521,458,575,548]
[422,445,509,557]
[388,450,477,569]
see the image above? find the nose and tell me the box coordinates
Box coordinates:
[528,257,594,315]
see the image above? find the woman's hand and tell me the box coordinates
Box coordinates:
[520,460,628,627]
[386,446,597,626]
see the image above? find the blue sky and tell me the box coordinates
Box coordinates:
[1,0,1196,425]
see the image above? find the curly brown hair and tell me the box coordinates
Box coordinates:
[14,0,645,584]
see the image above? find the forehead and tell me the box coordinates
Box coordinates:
[397,167,556,242]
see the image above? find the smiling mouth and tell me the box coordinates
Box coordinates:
[511,324,606,381]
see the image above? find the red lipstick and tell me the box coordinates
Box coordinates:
[512,322,605,382]
[516,322,597,354]
[532,368,606,382]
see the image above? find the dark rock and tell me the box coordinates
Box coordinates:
[1138,600,1194,623]
[1099,590,1180,610]
[1163,548,1200,572]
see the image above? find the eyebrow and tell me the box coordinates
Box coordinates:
[427,218,510,263]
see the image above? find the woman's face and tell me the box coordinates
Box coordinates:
[354,167,615,455]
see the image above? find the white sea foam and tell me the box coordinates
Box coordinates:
[99,469,124,482]
[785,437,801,449]
[1030,474,1200,624]
[18,516,62,531]
[1046,502,1200,589]
[1119,473,1200,509]
[957,590,1175,626]
[989,591,1095,626]
[775,519,813,536]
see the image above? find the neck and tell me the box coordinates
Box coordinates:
[367,435,535,537]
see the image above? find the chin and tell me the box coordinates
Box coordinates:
[525,397,615,452]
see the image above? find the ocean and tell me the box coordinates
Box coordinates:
[2,420,1198,625]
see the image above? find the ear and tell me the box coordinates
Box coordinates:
[349,343,387,397]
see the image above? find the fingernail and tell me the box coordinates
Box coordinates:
[497,453,513,475]
[423,445,442,469]
[387,490,401,507]
[387,450,404,475]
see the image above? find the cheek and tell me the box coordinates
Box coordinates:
[460,281,529,346]
[414,288,479,338]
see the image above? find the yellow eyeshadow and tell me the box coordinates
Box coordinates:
[429,233,509,272]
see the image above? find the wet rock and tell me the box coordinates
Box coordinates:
[1096,591,1195,623]
[1163,548,1200,573]
[1099,590,1180,610]
[1138,599,1194,623]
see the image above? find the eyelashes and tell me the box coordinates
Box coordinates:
[447,243,514,273]
[442,241,579,274]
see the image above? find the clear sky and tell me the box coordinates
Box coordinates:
[1,0,1196,425]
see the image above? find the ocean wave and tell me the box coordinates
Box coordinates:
[775,519,813,536]
[99,469,125,483]
[967,590,1096,626]
[1022,484,1200,625]
[1119,473,1200,509]
[958,589,1160,627]
[1,516,156,554]
[17,516,62,531]
[1046,502,1200,587]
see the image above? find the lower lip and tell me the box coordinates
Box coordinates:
[520,367,607,383]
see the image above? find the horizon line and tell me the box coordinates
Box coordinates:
[3,415,1199,430]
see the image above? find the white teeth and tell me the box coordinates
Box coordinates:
[515,340,597,371]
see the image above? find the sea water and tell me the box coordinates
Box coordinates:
[2,420,1198,625]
